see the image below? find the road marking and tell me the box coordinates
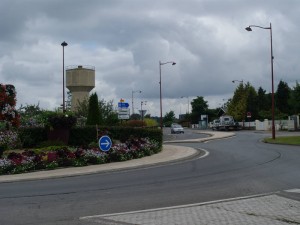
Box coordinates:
[196,148,209,159]
[285,189,300,193]
[80,192,275,220]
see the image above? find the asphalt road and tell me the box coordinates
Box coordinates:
[0,130,299,225]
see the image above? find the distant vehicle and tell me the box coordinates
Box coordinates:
[171,124,184,134]
[211,119,220,130]
[211,115,240,131]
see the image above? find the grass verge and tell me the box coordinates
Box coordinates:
[264,136,300,145]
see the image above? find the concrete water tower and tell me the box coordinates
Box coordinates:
[66,65,95,111]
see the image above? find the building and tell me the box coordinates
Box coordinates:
[66,65,95,111]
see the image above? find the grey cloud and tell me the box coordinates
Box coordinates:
[0,0,299,117]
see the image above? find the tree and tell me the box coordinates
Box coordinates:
[18,103,45,127]
[276,80,290,114]
[74,98,89,117]
[227,83,247,121]
[77,95,119,126]
[190,96,208,123]
[163,110,176,127]
[245,83,258,120]
[86,93,101,125]
[257,86,272,120]
[257,87,268,112]
[99,99,119,126]
[290,81,300,114]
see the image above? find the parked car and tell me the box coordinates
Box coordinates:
[171,124,184,134]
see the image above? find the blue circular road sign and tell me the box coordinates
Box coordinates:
[99,135,112,152]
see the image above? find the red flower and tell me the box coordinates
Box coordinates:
[67,152,76,159]
[47,152,58,162]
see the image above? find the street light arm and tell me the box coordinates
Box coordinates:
[232,80,243,84]
[246,25,271,30]
[160,61,176,66]
[133,90,142,94]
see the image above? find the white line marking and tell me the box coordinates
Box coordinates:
[285,188,300,193]
[196,148,209,159]
[80,192,275,220]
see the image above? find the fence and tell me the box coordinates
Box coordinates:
[194,115,299,131]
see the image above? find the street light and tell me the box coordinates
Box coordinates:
[232,80,243,84]
[181,96,190,114]
[132,90,142,115]
[61,41,68,113]
[140,101,147,121]
[159,61,176,130]
[245,22,275,139]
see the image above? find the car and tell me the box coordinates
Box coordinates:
[171,124,184,134]
[211,119,220,130]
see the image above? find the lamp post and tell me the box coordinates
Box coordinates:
[61,41,68,113]
[140,101,147,121]
[245,23,275,139]
[132,90,142,115]
[181,96,190,114]
[159,61,176,130]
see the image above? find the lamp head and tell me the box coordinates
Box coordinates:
[245,26,252,32]
[61,41,68,47]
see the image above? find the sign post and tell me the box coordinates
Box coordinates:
[118,99,130,120]
[247,112,252,129]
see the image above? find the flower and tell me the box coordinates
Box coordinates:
[0,131,20,150]
[0,84,20,127]
[0,138,160,175]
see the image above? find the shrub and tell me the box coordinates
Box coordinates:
[69,126,162,148]
[144,118,158,127]
[48,113,77,129]
[0,84,20,127]
[18,127,48,148]
[124,120,146,127]
[0,130,21,151]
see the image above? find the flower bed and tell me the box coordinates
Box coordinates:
[0,137,160,175]
[0,131,20,156]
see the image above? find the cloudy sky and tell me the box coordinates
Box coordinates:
[1,0,299,117]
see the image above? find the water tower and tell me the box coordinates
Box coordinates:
[66,65,95,111]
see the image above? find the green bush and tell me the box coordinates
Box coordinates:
[48,114,77,129]
[124,120,146,127]
[18,127,48,148]
[69,126,162,147]
[69,126,98,146]
[37,140,66,148]
[144,118,158,127]
[17,125,162,149]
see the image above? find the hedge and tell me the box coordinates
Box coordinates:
[18,126,162,148]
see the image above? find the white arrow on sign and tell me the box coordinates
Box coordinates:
[101,140,110,148]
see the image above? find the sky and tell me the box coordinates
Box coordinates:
[1,0,299,118]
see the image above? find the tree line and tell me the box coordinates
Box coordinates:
[173,80,300,125]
